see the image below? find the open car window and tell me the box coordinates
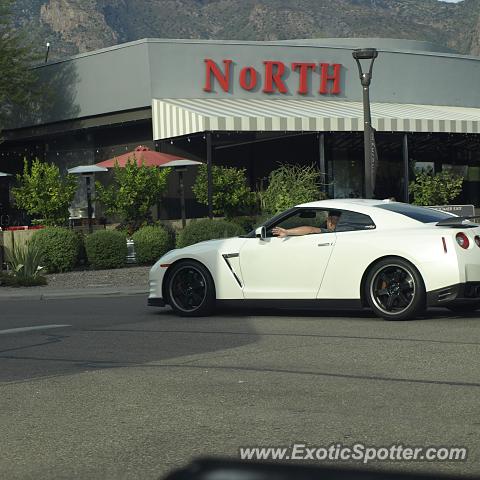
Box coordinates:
[243,208,376,238]
[266,208,330,237]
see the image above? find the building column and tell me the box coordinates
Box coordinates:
[206,132,213,219]
[318,133,326,193]
[403,133,409,202]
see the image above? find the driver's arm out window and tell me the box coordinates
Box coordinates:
[268,209,328,235]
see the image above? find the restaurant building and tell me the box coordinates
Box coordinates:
[1,37,480,221]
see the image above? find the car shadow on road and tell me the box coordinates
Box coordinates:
[215,306,374,318]
[0,297,478,384]
[0,296,260,384]
[214,305,480,321]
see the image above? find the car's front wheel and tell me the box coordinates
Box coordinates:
[166,261,216,316]
[365,258,426,321]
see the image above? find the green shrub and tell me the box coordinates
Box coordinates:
[409,169,464,206]
[85,230,127,270]
[192,164,256,217]
[230,215,273,232]
[229,216,258,232]
[31,227,80,273]
[0,271,47,287]
[253,213,273,228]
[12,159,77,226]
[95,159,171,232]
[176,219,245,248]
[261,164,327,214]
[1,241,47,287]
[156,222,176,247]
[75,231,87,266]
[132,225,175,264]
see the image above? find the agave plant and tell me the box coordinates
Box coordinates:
[8,241,45,283]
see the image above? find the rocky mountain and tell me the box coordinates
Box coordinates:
[10,0,480,60]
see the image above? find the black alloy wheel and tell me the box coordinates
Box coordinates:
[365,258,425,321]
[167,261,215,316]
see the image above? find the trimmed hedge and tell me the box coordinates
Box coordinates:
[176,219,245,248]
[31,227,80,273]
[131,225,175,264]
[230,214,272,233]
[229,216,257,233]
[85,230,127,270]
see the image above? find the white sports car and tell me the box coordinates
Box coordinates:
[148,199,480,320]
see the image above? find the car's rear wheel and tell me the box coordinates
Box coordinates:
[365,258,426,321]
[166,261,215,316]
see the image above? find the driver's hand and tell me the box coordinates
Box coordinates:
[272,227,288,237]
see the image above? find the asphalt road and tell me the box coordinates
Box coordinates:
[0,295,479,479]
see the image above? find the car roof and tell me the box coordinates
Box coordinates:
[297,198,390,209]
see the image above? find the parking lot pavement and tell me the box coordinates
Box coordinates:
[0,295,479,479]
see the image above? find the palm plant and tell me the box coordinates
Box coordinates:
[7,241,46,286]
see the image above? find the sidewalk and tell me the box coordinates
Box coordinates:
[0,265,150,301]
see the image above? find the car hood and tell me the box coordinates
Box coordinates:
[157,236,249,264]
[182,236,247,251]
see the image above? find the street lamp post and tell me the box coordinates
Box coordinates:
[352,48,378,199]
[45,42,50,64]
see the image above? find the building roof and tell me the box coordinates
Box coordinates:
[6,36,480,134]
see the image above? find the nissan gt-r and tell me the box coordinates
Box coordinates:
[148,199,480,320]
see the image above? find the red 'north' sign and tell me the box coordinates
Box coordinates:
[203,59,342,95]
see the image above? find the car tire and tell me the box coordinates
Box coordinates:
[446,302,480,314]
[365,257,426,321]
[166,260,216,317]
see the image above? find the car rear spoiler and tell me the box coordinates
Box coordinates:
[436,216,480,228]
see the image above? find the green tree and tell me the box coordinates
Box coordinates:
[261,164,327,214]
[409,169,464,206]
[95,159,171,232]
[192,164,255,218]
[0,0,40,131]
[12,158,77,226]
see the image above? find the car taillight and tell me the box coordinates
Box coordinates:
[456,232,470,249]
[475,235,480,248]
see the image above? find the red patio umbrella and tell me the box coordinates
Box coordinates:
[95,146,205,226]
[95,145,188,168]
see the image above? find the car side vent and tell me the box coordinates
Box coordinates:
[437,288,454,300]
[222,254,242,287]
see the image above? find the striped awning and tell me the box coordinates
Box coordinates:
[152,98,480,140]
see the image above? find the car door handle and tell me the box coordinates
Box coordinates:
[317,242,332,247]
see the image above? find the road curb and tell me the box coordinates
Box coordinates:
[0,288,147,301]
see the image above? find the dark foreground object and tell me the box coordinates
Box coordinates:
[164,458,473,480]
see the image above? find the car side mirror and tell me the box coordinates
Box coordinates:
[255,226,266,240]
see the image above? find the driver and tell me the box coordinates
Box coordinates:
[272,211,340,238]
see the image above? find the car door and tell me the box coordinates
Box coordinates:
[239,208,336,299]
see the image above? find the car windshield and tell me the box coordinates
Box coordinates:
[375,203,455,223]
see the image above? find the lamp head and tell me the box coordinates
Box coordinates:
[352,48,378,60]
[67,165,108,175]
